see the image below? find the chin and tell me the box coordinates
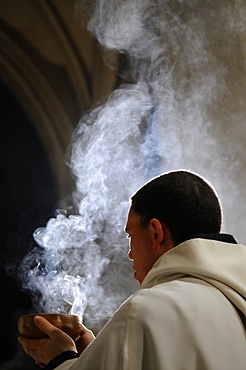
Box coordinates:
[135,273,143,285]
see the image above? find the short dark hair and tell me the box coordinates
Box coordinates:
[131,170,222,245]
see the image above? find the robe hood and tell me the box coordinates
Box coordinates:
[141,235,246,315]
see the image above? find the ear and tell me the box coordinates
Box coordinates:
[149,219,174,255]
[149,218,164,249]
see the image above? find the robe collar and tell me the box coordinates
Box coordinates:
[188,233,237,244]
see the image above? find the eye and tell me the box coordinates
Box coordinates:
[126,233,131,239]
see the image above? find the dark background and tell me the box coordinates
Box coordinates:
[0,81,59,369]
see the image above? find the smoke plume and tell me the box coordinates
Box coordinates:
[18,0,246,331]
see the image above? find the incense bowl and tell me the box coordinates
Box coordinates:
[18,313,82,339]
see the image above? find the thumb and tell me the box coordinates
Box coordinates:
[33,316,61,338]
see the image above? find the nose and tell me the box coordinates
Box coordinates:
[128,249,133,260]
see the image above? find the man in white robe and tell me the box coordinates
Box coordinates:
[19,170,246,369]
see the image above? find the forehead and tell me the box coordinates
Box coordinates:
[125,207,141,232]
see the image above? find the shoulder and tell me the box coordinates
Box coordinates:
[122,277,231,323]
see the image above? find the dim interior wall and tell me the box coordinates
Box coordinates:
[0,0,118,199]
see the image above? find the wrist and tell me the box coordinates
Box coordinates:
[44,350,79,370]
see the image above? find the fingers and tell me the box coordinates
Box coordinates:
[77,323,95,338]
[74,325,95,354]
[33,316,58,338]
[18,315,78,366]
[33,316,73,344]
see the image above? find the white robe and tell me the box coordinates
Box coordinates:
[57,238,246,370]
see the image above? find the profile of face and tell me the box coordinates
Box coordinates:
[125,207,163,284]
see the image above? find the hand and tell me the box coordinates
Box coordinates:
[74,324,95,354]
[18,316,77,367]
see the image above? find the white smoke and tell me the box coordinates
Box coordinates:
[19,0,246,331]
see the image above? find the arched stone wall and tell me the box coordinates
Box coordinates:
[0,0,118,198]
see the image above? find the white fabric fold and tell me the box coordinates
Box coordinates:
[142,238,246,314]
[57,238,246,370]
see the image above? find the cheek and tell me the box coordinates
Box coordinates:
[128,239,138,260]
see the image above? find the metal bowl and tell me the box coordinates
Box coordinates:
[18,313,83,339]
